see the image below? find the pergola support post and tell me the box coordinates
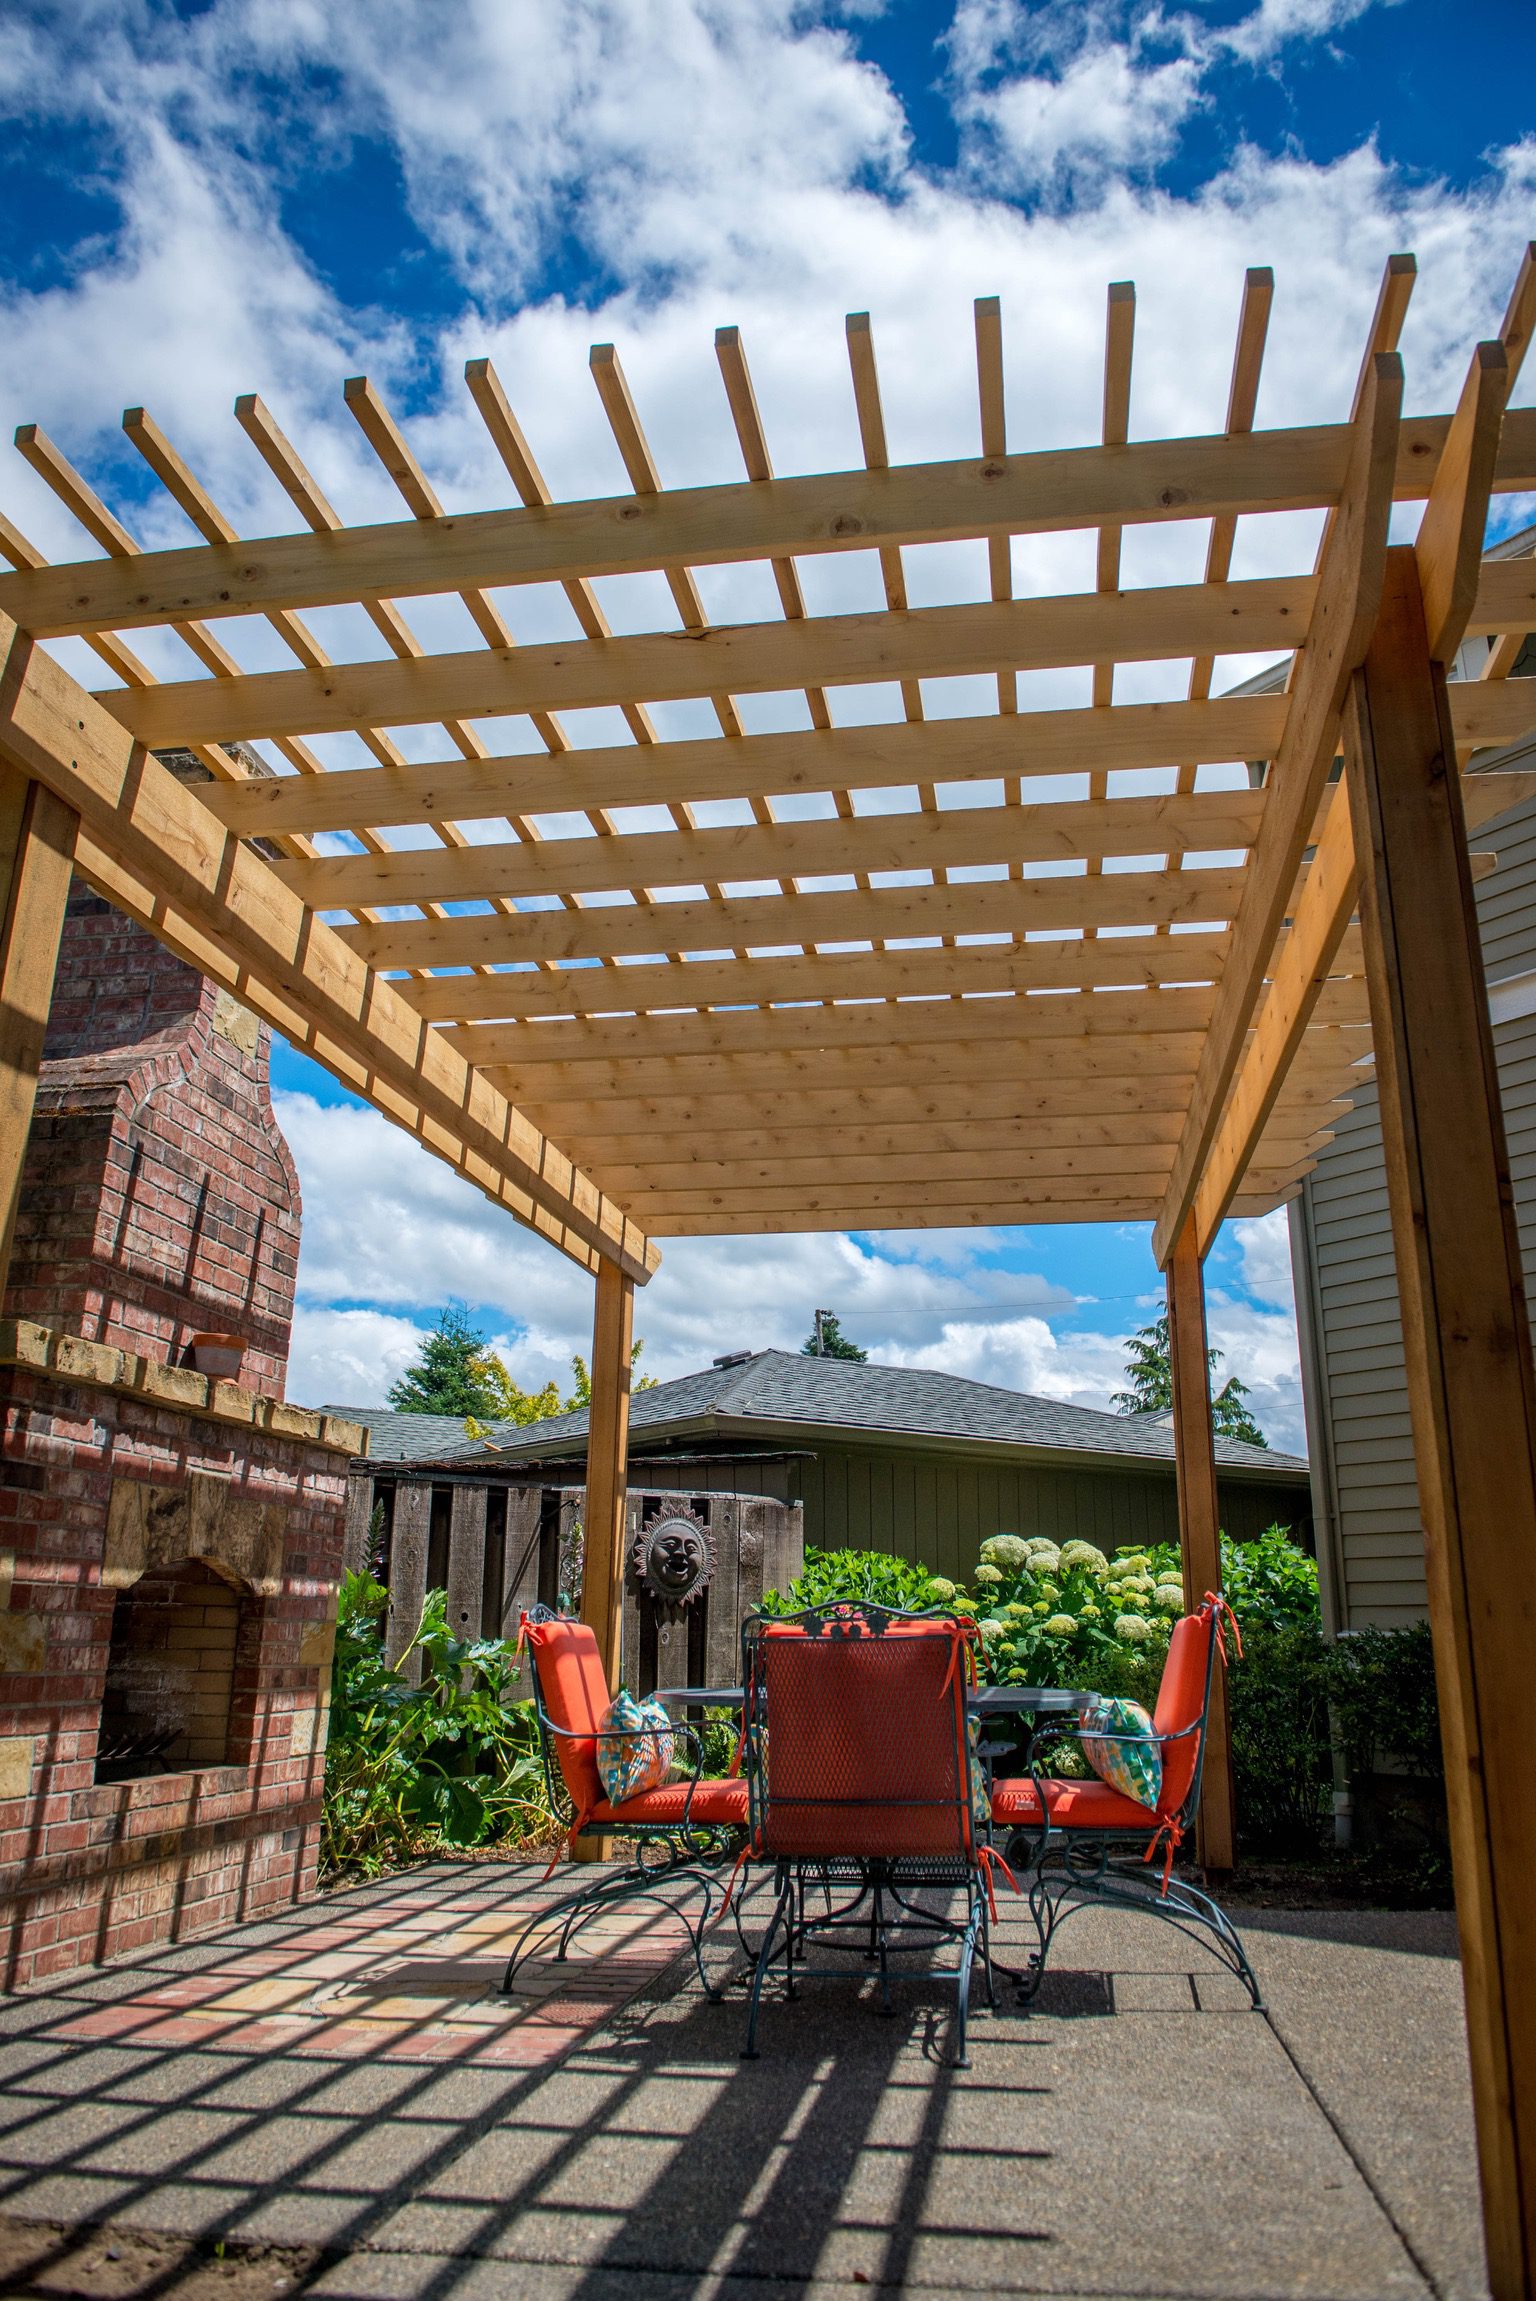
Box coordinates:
[1344,547,1536,2299]
[0,761,75,1285]
[575,1255,635,1864]
[1166,1214,1236,1872]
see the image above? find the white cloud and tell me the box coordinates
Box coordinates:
[288,1303,431,1409]
[881,1313,1133,1406]
[1231,1207,1297,1309]
[948,3,1206,197]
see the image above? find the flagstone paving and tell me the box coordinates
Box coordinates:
[0,1863,1490,2300]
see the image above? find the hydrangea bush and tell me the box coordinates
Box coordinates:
[756,1530,1448,1864]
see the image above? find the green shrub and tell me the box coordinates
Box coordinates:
[322,1570,553,1878]
[1228,1621,1334,1853]
[759,1530,1447,1861]
[1326,1621,1442,1777]
[760,1545,961,1616]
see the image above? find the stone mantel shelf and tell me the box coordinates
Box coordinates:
[0,1320,368,1457]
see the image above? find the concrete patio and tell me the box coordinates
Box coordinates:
[0,1860,1486,2301]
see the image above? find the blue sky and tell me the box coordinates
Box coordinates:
[3,0,1530,1445]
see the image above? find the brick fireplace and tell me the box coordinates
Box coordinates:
[0,883,362,1987]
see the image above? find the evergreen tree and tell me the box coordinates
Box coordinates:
[387,1305,503,1416]
[801,1311,868,1361]
[1211,1372,1268,1449]
[1112,1312,1268,1448]
[1112,1313,1176,1414]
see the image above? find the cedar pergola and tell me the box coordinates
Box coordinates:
[2,248,1536,2285]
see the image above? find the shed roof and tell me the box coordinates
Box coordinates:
[334,1349,1308,1479]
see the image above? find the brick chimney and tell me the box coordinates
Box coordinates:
[4,886,301,1395]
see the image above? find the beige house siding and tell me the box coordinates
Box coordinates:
[1297,782,1536,1628]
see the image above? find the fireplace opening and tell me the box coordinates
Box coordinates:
[96,1559,246,1782]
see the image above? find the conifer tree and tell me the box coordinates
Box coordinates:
[1112,1312,1268,1447]
[801,1311,868,1361]
[387,1305,502,1416]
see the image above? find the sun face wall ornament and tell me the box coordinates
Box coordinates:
[631,1508,716,1615]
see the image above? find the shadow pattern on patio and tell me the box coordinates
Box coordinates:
[0,1860,1487,2301]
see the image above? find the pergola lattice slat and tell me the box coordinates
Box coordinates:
[2,263,1534,1261]
[97,579,1320,750]
[6,406,1536,642]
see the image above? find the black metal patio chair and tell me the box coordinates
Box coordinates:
[498,1605,748,1999]
[989,1595,1263,2009]
[737,1601,1002,2068]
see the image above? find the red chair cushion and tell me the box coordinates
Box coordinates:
[526,1616,611,1813]
[1152,1609,1215,1814]
[589,1779,749,1828]
[990,1776,1162,1831]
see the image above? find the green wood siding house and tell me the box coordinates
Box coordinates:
[361,1351,1311,1586]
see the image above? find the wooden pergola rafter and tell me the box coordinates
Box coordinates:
[4,250,1536,2289]
[2,265,1531,1250]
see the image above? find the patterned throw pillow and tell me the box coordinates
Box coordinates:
[966,1715,991,1834]
[1080,1696,1162,1811]
[596,1689,675,1804]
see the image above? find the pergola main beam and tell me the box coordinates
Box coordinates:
[97,580,1319,751]
[9,408,1535,643]
[333,865,1250,972]
[197,693,1289,839]
[1153,350,1404,1266]
[0,615,656,1284]
[642,1184,1301,1236]
[1187,338,1515,1251]
[184,680,1536,846]
[397,931,1237,1024]
[277,789,1266,912]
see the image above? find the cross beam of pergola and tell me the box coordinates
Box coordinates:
[3,250,1536,2289]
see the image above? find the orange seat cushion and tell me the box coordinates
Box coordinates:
[589,1778,748,1828]
[990,1776,1163,1831]
[1152,1610,1215,1815]
[526,1617,613,1814]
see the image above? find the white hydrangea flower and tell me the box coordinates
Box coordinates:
[1043,1614,1078,1637]
[1114,1613,1154,1643]
[979,1534,1031,1571]
[977,1618,1006,1645]
[973,1563,1003,1586]
[1153,1584,1186,1611]
[1058,1540,1109,1574]
[928,1576,957,1602]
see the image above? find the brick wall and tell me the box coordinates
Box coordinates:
[4,888,301,1395]
[0,1366,348,1989]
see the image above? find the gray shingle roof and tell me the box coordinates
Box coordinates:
[329,1350,1307,1476]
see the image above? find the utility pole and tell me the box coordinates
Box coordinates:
[814,1309,828,1357]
